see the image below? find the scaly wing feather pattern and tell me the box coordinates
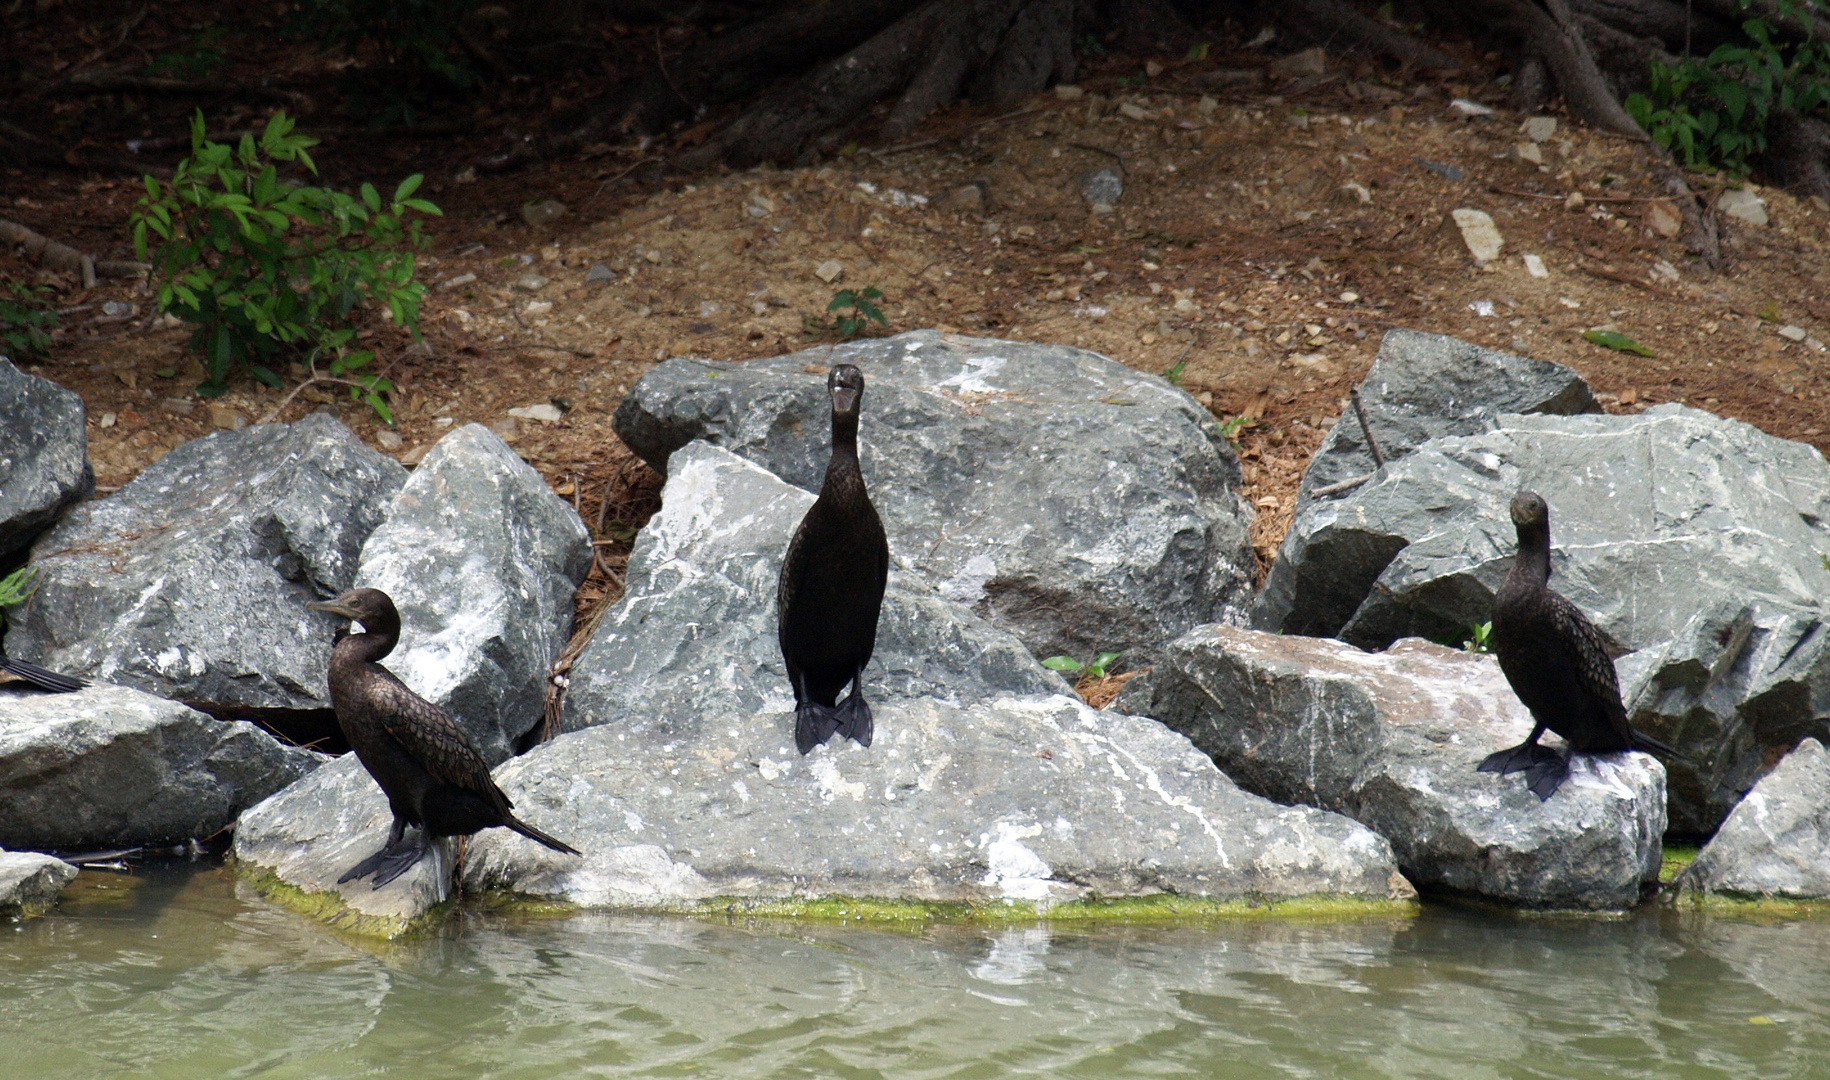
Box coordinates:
[370,671,506,805]
[1546,590,1633,743]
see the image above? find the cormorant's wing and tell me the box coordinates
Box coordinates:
[0,655,87,693]
[1545,590,1632,743]
[370,672,503,800]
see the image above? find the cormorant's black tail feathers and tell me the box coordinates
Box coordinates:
[1523,755,1571,801]
[2,656,86,693]
[1630,728,1695,765]
[836,691,873,748]
[508,816,582,857]
[794,703,842,755]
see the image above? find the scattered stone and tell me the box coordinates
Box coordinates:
[0,682,321,851]
[1522,115,1558,142]
[101,300,133,318]
[1678,739,1830,900]
[1053,84,1083,100]
[1719,188,1768,226]
[612,331,1255,664]
[1450,98,1497,117]
[1646,199,1683,238]
[1565,190,1586,210]
[1268,47,1327,80]
[520,199,568,228]
[1080,167,1123,209]
[440,272,478,290]
[352,424,592,764]
[473,692,1412,911]
[1338,182,1372,205]
[584,263,617,284]
[233,754,452,937]
[1261,403,1830,836]
[814,260,844,284]
[1117,628,1665,909]
[523,300,553,316]
[0,850,78,915]
[560,442,1067,737]
[207,405,246,430]
[0,358,93,557]
[1524,253,1549,278]
[942,182,986,214]
[1516,142,1543,165]
[506,403,565,423]
[160,397,193,416]
[1415,158,1464,181]
[8,413,407,712]
[1117,102,1154,121]
[375,429,403,451]
[514,273,548,292]
[1778,325,1808,342]
[1451,208,1504,263]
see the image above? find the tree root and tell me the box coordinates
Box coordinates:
[1269,0,1462,72]
[0,218,148,286]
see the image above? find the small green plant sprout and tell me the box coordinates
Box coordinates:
[0,564,40,614]
[1462,621,1493,655]
[132,111,439,420]
[826,286,887,339]
[1042,651,1123,683]
[0,282,57,358]
[1217,413,1255,444]
[1160,359,1187,384]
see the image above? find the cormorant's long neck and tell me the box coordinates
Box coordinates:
[1512,521,1551,586]
[824,410,862,492]
[338,619,399,665]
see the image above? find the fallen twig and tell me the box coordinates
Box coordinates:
[1349,385,1385,469]
[0,217,148,285]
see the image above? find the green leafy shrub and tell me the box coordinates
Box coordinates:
[804,286,888,339]
[0,282,56,358]
[1626,2,1830,174]
[0,564,38,611]
[1042,651,1123,681]
[131,111,440,419]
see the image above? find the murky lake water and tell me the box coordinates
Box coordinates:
[3,861,1829,1079]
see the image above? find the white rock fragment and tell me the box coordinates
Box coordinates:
[1720,188,1769,225]
[1451,208,1504,263]
[814,260,844,283]
[1523,253,1548,278]
[1521,115,1557,142]
[508,403,566,423]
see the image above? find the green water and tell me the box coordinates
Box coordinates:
[4,863,1830,1079]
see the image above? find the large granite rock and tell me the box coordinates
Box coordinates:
[0,357,93,556]
[353,424,592,764]
[611,330,1254,663]
[1115,627,1666,909]
[6,413,406,713]
[0,682,321,850]
[560,441,1068,736]
[1242,404,1830,837]
[0,849,78,915]
[1677,738,1830,900]
[232,753,454,937]
[1256,330,1596,635]
[468,692,1413,909]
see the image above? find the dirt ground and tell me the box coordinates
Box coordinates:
[7,9,1830,624]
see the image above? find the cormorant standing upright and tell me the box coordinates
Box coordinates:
[306,588,580,888]
[1479,489,1684,799]
[777,363,890,755]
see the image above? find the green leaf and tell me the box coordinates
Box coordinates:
[1041,656,1085,674]
[250,364,282,389]
[1161,360,1187,384]
[1087,651,1123,678]
[155,366,177,378]
[360,183,381,212]
[1583,329,1654,356]
[393,174,423,202]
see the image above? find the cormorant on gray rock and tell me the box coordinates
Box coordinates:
[777,363,889,755]
[1480,489,1684,799]
[306,588,580,888]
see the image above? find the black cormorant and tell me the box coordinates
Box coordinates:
[777,363,890,755]
[306,588,580,887]
[1479,489,1683,799]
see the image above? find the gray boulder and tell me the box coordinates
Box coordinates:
[233,753,452,937]
[1256,329,1596,635]
[6,413,406,712]
[0,682,321,850]
[0,849,78,915]
[1115,626,1666,909]
[468,692,1413,910]
[1677,738,1830,900]
[611,330,1254,663]
[0,357,93,556]
[1241,404,1830,837]
[353,424,593,764]
[559,441,1068,737]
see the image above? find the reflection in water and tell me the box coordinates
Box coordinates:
[2,862,1829,1078]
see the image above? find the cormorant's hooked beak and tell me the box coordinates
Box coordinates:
[831,385,860,414]
[306,595,362,620]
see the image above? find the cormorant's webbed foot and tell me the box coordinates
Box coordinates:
[338,819,415,884]
[793,702,842,755]
[1524,752,1573,801]
[1477,739,1560,777]
[368,832,434,890]
[836,685,873,747]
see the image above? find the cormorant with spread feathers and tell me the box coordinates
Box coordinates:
[777,363,890,755]
[306,588,580,888]
[1479,490,1685,799]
